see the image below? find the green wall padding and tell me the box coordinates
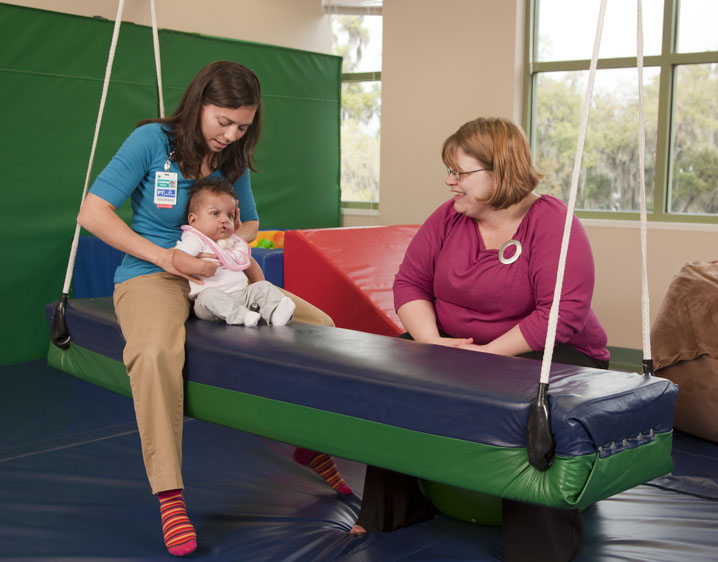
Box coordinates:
[1,4,341,364]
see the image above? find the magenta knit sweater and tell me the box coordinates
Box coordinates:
[393,195,609,361]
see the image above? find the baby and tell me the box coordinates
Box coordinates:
[172,176,295,327]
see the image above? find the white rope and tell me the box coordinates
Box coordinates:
[150,0,165,117]
[636,0,652,364]
[539,0,607,384]
[60,0,126,295]
[59,0,166,296]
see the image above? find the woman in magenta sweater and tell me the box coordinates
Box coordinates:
[350,117,609,562]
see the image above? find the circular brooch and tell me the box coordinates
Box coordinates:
[498,239,522,265]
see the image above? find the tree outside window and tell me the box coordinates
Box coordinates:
[528,0,718,220]
[331,15,382,206]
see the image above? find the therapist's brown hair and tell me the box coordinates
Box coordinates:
[138,61,262,184]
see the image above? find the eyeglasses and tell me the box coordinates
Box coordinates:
[446,166,491,181]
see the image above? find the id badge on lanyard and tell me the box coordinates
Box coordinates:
[155,150,178,209]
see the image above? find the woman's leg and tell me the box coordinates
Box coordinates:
[503,344,608,561]
[114,273,196,556]
[352,331,438,534]
[293,447,351,495]
[502,500,583,562]
[114,273,191,492]
[275,289,348,492]
[279,288,334,326]
[353,465,438,534]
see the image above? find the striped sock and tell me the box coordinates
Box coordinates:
[293,447,352,495]
[158,489,197,556]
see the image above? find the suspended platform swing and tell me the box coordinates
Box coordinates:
[48,0,677,516]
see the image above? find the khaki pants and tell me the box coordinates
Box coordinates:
[279,288,334,327]
[114,273,191,494]
[113,272,334,494]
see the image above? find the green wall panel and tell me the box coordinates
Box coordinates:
[0,4,341,364]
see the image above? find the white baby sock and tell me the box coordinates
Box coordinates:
[270,297,296,326]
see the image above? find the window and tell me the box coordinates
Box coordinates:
[325,1,382,209]
[527,0,718,221]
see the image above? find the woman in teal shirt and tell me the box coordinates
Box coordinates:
[78,61,346,557]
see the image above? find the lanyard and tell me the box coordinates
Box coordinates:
[164,150,175,172]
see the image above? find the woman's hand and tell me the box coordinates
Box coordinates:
[397,300,473,348]
[236,219,259,243]
[78,194,203,283]
[457,326,533,357]
[197,259,218,278]
[195,253,220,277]
[425,335,475,349]
[160,247,205,283]
[456,342,491,353]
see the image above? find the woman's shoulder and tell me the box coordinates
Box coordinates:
[117,123,173,162]
[129,122,172,144]
[530,193,567,215]
[524,193,588,242]
[524,194,572,227]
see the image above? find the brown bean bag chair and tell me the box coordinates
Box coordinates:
[651,260,718,442]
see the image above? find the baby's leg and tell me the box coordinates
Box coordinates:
[245,281,295,326]
[194,288,257,326]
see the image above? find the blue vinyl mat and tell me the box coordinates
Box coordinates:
[2,360,717,561]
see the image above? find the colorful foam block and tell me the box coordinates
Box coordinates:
[284,226,420,336]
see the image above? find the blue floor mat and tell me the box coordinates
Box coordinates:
[2,360,717,561]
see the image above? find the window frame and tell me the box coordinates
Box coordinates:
[325,4,382,211]
[340,70,381,210]
[523,0,718,224]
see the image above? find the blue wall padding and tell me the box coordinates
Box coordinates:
[252,248,284,288]
[73,237,125,298]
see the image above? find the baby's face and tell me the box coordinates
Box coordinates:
[188,192,238,242]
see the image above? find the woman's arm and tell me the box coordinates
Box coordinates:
[519,204,597,351]
[234,169,259,243]
[77,193,198,281]
[458,324,533,356]
[172,250,217,279]
[236,219,259,243]
[397,300,473,348]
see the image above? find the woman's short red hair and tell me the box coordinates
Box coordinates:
[442,117,543,209]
